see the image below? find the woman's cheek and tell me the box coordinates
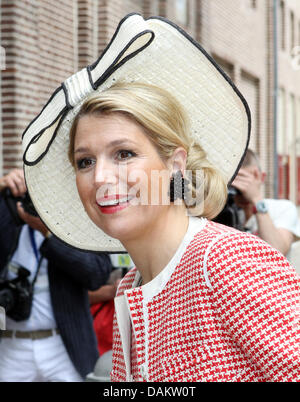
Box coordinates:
[76,175,90,208]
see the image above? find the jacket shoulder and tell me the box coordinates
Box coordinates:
[116,267,137,297]
[202,222,295,287]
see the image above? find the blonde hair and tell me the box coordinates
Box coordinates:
[68,82,227,219]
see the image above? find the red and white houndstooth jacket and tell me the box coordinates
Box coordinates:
[111,217,300,382]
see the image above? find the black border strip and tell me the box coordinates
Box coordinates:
[89,12,143,73]
[92,30,155,89]
[62,82,72,109]
[21,85,63,140]
[23,107,68,166]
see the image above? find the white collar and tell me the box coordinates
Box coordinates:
[133,216,207,303]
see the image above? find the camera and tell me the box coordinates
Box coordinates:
[0,262,33,322]
[3,187,38,226]
[213,186,246,231]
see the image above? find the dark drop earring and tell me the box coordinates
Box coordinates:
[169,171,190,202]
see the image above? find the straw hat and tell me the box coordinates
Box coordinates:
[22,13,250,252]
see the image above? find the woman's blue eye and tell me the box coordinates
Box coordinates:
[116,150,137,160]
[76,158,95,170]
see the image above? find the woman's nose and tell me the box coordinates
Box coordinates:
[94,158,117,187]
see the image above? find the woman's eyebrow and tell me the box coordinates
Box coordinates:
[108,139,138,147]
[74,139,138,154]
[74,147,90,155]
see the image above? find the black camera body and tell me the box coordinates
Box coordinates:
[0,188,37,322]
[3,188,38,226]
[213,186,245,231]
[0,263,33,322]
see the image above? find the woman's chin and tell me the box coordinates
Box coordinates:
[92,218,136,243]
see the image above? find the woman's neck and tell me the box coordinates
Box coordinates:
[122,206,189,285]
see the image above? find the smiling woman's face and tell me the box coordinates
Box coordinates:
[74,112,173,243]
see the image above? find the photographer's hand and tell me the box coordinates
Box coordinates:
[232,167,293,256]
[0,169,27,197]
[232,167,263,204]
[16,202,50,237]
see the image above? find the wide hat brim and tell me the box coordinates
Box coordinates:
[22,13,250,252]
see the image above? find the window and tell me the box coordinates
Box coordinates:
[0,46,5,71]
[277,88,286,156]
[297,98,300,204]
[290,11,295,51]
[175,0,188,26]
[287,94,296,200]
[277,88,289,199]
[280,1,285,51]
[240,71,259,152]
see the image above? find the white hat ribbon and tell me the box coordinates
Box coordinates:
[22,13,154,166]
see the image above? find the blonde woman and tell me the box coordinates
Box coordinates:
[22,14,299,382]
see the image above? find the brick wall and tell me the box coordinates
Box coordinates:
[0,0,76,173]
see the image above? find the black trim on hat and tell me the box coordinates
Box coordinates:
[92,30,155,89]
[22,85,63,140]
[23,108,68,166]
[62,82,72,109]
[89,12,143,72]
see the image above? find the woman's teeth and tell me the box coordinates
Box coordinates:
[98,197,132,207]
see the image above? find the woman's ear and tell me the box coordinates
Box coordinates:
[167,147,187,175]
